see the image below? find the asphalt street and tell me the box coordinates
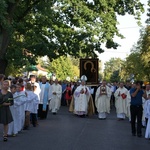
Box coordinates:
[0,106,150,150]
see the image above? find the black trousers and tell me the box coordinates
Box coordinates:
[145,117,148,127]
[130,105,143,135]
[38,104,49,119]
[30,113,37,127]
[110,93,115,106]
[61,92,67,106]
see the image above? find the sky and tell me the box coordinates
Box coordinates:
[98,0,148,69]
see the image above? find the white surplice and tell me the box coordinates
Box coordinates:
[114,87,128,119]
[144,99,150,139]
[49,83,62,113]
[29,81,41,99]
[8,93,19,135]
[95,85,111,119]
[73,85,90,115]
[146,90,150,98]
[126,91,131,121]
[25,90,39,113]
[31,94,39,114]
[13,91,27,132]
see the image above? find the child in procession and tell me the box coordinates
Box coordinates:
[8,85,18,136]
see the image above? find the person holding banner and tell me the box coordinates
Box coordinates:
[73,75,93,117]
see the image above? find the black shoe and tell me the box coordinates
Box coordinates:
[137,134,142,137]
[99,118,106,120]
[3,136,8,142]
[132,133,136,136]
[33,124,36,127]
[53,112,56,115]
[118,118,124,121]
[80,115,86,118]
[23,126,29,130]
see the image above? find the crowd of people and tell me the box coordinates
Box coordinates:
[0,74,150,142]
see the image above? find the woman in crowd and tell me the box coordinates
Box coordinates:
[65,83,72,106]
[0,80,13,142]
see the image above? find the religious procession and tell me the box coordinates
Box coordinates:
[0,73,150,143]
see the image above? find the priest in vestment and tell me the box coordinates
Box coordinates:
[39,76,51,119]
[114,82,128,120]
[74,75,90,116]
[95,80,111,119]
[70,75,94,117]
[49,79,62,114]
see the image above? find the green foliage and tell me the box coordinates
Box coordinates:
[98,61,103,81]
[110,70,120,83]
[110,1,150,82]
[47,56,79,80]
[146,0,150,25]
[121,26,150,81]
[139,26,150,80]
[122,52,145,81]
[104,58,123,82]
[5,62,23,77]
[69,56,80,67]
[0,0,145,74]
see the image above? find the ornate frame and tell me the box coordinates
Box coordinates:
[80,59,99,85]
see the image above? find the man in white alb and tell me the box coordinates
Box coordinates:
[49,79,62,114]
[39,76,51,119]
[73,75,91,117]
[95,80,111,119]
[114,82,128,120]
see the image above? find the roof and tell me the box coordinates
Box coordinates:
[36,64,47,72]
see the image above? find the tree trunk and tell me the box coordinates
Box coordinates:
[0,2,19,75]
[0,29,10,75]
[0,58,8,74]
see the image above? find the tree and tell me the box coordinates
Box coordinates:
[122,52,145,81]
[0,0,145,74]
[139,1,150,80]
[98,61,103,81]
[104,58,123,82]
[47,56,79,80]
[120,29,149,81]
[5,62,23,77]
[138,27,150,80]
[120,1,150,81]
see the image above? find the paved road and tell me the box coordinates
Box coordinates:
[0,106,149,150]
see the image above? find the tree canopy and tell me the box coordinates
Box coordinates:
[120,1,150,82]
[103,57,123,82]
[46,56,79,80]
[0,0,145,74]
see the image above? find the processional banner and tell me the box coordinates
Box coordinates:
[80,59,99,85]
